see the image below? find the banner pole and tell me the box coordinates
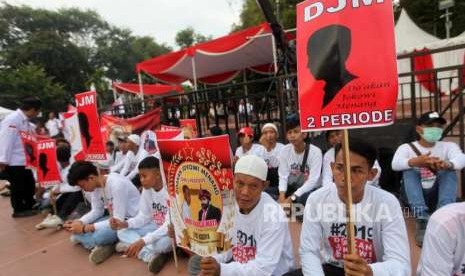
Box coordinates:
[138,72,145,113]
[342,129,355,254]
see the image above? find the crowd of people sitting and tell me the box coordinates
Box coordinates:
[1,97,465,276]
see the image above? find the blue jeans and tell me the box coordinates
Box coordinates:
[403,169,457,219]
[72,216,118,250]
[117,222,172,262]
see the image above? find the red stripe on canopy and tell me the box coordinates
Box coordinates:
[136,23,283,85]
[112,82,183,96]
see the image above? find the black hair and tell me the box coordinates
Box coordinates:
[325,129,342,141]
[56,145,71,163]
[106,141,115,147]
[138,156,160,170]
[67,161,98,186]
[20,97,42,111]
[209,125,223,136]
[55,138,71,148]
[39,153,49,177]
[334,137,377,168]
[286,113,300,132]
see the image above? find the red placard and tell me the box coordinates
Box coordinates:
[155,129,183,140]
[180,119,198,138]
[157,135,234,256]
[19,131,38,169]
[296,0,398,131]
[36,139,61,187]
[75,91,107,160]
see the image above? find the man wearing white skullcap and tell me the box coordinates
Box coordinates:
[190,155,295,276]
[119,134,148,187]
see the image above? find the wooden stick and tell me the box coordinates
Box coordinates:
[168,208,179,271]
[342,129,356,254]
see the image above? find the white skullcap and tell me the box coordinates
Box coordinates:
[235,155,268,181]
[261,123,278,135]
[127,134,141,146]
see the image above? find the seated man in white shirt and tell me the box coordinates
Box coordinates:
[278,114,322,207]
[110,135,129,173]
[260,123,285,199]
[120,134,149,188]
[190,155,295,276]
[392,111,465,246]
[110,156,172,274]
[286,138,411,276]
[234,127,266,161]
[322,130,382,188]
[35,145,84,229]
[417,202,465,276]
[64,161,141,265]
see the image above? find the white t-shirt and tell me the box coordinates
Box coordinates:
[127,187,169,244]
[392,141,465,189]
[300,184,411,276]
[322,147,382,188]
[79,173,140,231]
[262,142,285,168]
[278,143,322,197]
[235,144,266,160]
[120,147,149,180]
[213,192,295,275]
[417,202,465,276]
[45,118,61,137]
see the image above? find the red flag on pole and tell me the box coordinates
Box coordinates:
[75,91,107,161]
[296,0,398,132]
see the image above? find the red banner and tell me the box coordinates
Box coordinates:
[296,0,398,131]
[157,135,234,256]
[155,129,183,140]
[19,131,38,169]
[100,108,161,142]
[75,91,106,160]
[180,119,198,138]
[36,139,61,187]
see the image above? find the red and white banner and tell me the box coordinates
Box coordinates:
[75,91,106,161]
[100,108,162,143]
[160,124,181,131]
[62,112,86,161]
[180,119,198,138]
[296,0,398,131]
[19,131,38,169]
[158,135,234,256]
[36,139,61,187]
[155,129,183,140]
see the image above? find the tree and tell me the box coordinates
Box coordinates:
[175,27,212,48]
[0,63,66,112]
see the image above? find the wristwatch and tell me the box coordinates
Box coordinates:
[446,161,454,170]
[290,194,298,202]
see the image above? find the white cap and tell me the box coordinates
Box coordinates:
[234,155,268,181]
[127,134,140,146]
[261,123,278,134]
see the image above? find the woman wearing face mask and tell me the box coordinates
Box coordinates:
[392,111,465,247]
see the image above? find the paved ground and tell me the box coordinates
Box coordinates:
[0,195,420,276]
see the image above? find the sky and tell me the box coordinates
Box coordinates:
[5,0,243,48]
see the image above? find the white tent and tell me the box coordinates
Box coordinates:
[0,106,13,121]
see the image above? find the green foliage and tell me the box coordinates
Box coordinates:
[175,27,212,48]
[0,63,66,112]
[0,3,170,111]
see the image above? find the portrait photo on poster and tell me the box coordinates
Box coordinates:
[78,112,92,148]
[39,153,49,177]
[307,24,357,109]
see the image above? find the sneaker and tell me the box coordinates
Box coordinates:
[41,215,64,229]
[89,245,115,265]
[115,242,129,253]
[415,218,428,247]
[148,253,169,274]
[35,214,52,230]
